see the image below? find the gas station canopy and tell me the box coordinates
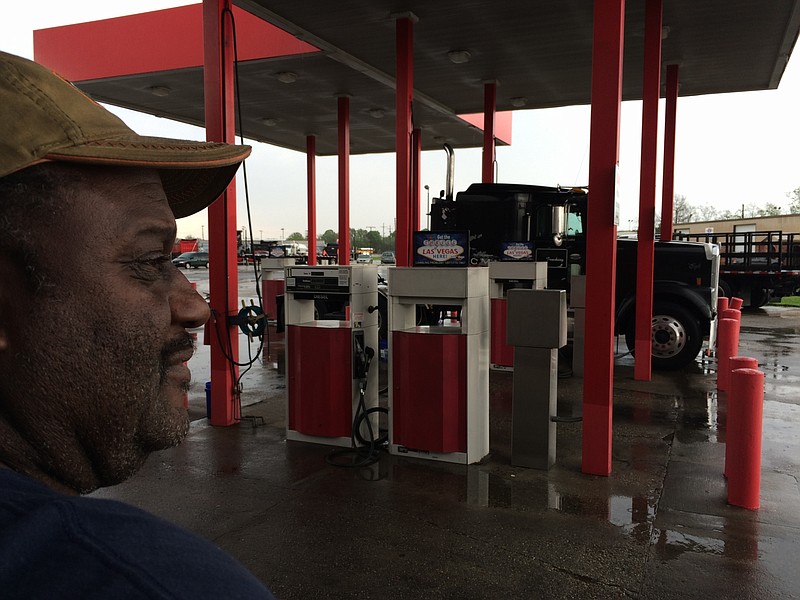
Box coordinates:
[34,0,800,156]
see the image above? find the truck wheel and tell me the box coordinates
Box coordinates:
[718,279,732,299]
[625,302,703,371]
[749,288,770,308]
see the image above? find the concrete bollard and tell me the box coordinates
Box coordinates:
[716,318,740,391]
[724,356,759,478]
[729,296,744,311]
[727,368,765,510]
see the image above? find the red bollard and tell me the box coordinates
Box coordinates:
[729,296,743,311]
[724,356,759,477]
[727,368,765,510]
[721,307,741,324]
[717,296,729,314]
[716,318,739,391]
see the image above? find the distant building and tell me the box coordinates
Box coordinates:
[674,214,800,236]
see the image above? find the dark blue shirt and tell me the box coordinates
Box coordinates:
[0,469,275,599]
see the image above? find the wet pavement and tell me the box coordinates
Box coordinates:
[92,268,800,599]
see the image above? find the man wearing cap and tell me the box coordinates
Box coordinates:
[0,51,275,598]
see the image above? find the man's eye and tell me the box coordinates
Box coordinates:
[130,255,173,279]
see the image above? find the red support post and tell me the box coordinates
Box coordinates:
[411,127,422,232]
[203,0,238,426]
[582,0,625,476]
[727,368,766,510]
[660,64,679,241]
[482,81,497,184]
[395,16,414,267]
[634,0,662,381]
[338,97,351,265]
[307,135,317,266]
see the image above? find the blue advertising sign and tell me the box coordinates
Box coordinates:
[413,231,469,266]
[500,241,535,261]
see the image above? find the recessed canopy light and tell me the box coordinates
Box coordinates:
[148,86,171,97]
[367,108,385,119]
[275,71,298,84]
[261,118,279,127]
[447,50,471,64]
[510,97,528,108]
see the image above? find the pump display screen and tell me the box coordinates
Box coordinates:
[285,267,350,297]
[412,231,470,266]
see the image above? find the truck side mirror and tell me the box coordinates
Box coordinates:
[551,206,566,247]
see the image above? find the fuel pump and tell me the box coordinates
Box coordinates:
[488,260,548,370]
[284,265,379,447]
[260,257,296,323]
[387,265,490,464]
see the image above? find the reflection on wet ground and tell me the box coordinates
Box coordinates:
[95,284,800,599]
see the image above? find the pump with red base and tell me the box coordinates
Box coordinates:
[260,257,296,323]
[489,261,548,370]
[388,267,489,464]
[284,265,378,447]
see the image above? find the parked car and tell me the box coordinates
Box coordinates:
[356,253,372,264]
[380,251,396,264]
[172,251,209,268]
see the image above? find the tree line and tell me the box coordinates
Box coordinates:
[673,186,800,224]
[284,228,397,253]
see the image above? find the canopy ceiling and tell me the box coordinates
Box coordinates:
[34,0,800,155]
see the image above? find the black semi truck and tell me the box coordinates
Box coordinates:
[430,182,720,370]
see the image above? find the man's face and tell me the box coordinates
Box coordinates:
[0,166,209,493]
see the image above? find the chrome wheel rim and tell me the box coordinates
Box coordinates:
[651,314,687,358]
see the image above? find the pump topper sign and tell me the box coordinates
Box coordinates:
[413,231,469,266]
[500,241,535,261]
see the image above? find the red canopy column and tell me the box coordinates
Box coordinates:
[411,127,422,232]
[395,15,416,267]
[634,0,663,381]
[661,64,679,242]
[338,96,351,264]
[582,0,625,476]
[203,0,238,426]
[307,135,317,265]
[482,81,497,183]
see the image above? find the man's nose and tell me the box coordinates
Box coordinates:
[171,277,210,328]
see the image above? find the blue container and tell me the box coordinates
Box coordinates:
[204,382,212,418]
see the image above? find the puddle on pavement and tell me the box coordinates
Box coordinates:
[651,528,724,558]
[386,462,658,540]
[651,523,759,562]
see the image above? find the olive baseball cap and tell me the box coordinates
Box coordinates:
[0,50,251,218]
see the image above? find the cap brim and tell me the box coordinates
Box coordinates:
[44,134,251,218]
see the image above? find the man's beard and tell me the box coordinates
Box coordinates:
[7,312,194,493]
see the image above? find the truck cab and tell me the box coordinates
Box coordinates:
[431,182,719,370]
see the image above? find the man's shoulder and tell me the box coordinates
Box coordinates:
[0,469,274,599]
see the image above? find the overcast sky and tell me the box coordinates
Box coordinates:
[4,1,799,240]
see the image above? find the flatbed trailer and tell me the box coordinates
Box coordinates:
[676,230,800,307]
[678,230,800,308]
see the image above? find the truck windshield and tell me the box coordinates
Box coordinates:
[567,204,585,236]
